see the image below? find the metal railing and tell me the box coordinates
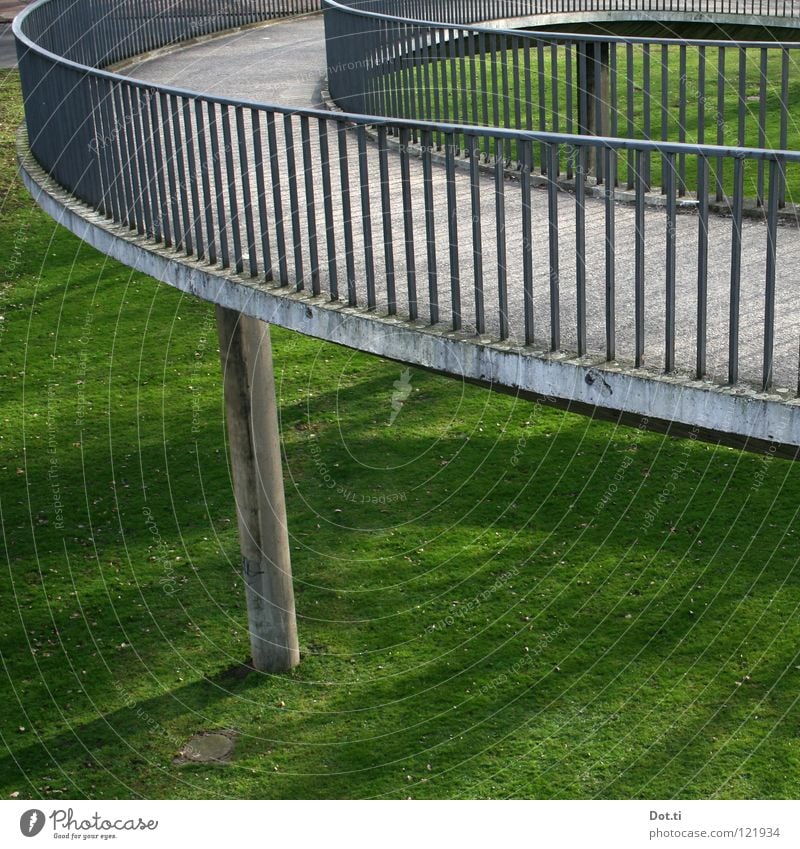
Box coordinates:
[13,0,800,396]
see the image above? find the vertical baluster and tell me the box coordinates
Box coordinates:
[547,144,560,351]
[495,137,508,340]
[377,125,396,314]
[171,94,193,254]
[284,114,305,288]
[208,101,229,269]
[357,125,376,309]
[160,90,184,247]
[665,152,677,373]
[696,156,709,380]
[252,111,272,281]
[634,149,646,368]
[626,42,634,189]
[337,123,357,306]
[444,134,461,331]
[399,126,418,320]
[301,115,320,296]
[521,138,534,345]
[221,104,243,273]
[604,146,615,361]
[421,128,439,324]
[642,44,651,189]
[266,112,288,284]
[236,106,257,277]
[763,158,782,391]
[779,49,789,209]
[195,99,216,264]
[728,157,744,385]
[318,120,338,299]
[468,134,485,335]
[576,146,587,358]
[757,48,768,206]
[180,97,202,257]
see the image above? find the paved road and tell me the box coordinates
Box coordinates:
[0,25,16,68]
[126,15,800,392]
[1,2,31,68]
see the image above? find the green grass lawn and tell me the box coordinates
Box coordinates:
[388,41,800,201]
[2,70,800,800]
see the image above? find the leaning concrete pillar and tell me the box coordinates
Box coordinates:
[216,305,300,672]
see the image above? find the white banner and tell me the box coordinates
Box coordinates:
[1,800,798,849]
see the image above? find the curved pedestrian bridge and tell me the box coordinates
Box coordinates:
[14,0,800,454]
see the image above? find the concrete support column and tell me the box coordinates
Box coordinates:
[216,305,300,672]
[577,41,610,179]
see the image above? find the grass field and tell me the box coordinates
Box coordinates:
[3,69,800,800]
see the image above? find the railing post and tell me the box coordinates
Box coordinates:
[576,40,609,178]
[216,305,300,673]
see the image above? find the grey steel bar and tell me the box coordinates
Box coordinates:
[130,87,153,238]
[208,101,229,268]
[780,49,789,208]
[357,124,377,310]
[696,155,709,379]
[677,45,686,194]
[468,134,485,335]
[634,149,645,369]
[547,143,560,352]
[138,87,161,241]
[399,126,417,321]
[377,126,396,313]
[192,98,214,263]
[235,106,257,277]
[337,123,357,306]
[737,47,746,148]
[660,44,668,192]
[221,104,243,274]
[757,48,767,205]
[171,94,193,254]
[665,151,676,373]
[495,136,508,341]
[763,157,781,391]
[521,138,534,346]
[266,112,289,285]
[180,97,203,257]
[115,83,137,231]
[604,145,615,362]
[715,46,725,202]
[445,134,461,331]
[318,119,338,299]
[284,114,305,288]
[576,145,587,358]
[728,157,744,385]
[301,115,321,296]
[697,45,705,147]
[252,111,273,281]
[421,128,439,324]
[626,42,634,190]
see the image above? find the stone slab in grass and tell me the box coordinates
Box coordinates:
[174,730,237,765]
